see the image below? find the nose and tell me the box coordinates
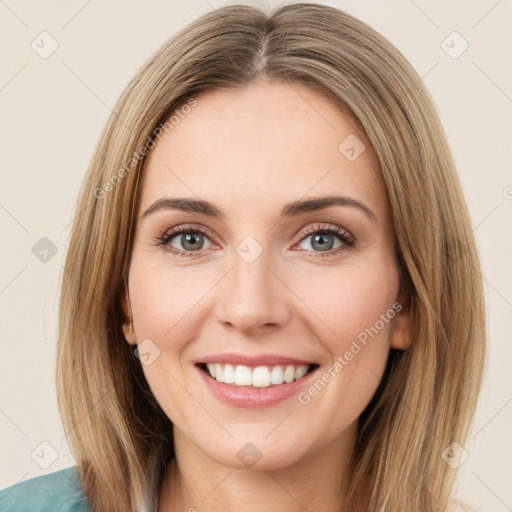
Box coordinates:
[214,249,291,335]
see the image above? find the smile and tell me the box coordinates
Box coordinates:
[198,362,318,388]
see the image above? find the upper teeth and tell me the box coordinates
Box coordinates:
[206,363,310,388]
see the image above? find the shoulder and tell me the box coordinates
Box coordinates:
[0,466,90,512]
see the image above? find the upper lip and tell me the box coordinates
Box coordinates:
[197,353,317,367]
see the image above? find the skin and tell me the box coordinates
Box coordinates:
[122,79,412,511]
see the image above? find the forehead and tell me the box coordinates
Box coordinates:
[139,80,384,219]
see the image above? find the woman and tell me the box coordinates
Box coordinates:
[0,2,485,511]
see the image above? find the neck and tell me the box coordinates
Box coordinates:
[158,422,360,512]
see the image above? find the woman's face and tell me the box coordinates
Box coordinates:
[123,79,411,470]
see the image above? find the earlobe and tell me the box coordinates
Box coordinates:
[390,305,412,350]
[121,287,137,345]
[390,288,413,350]
[122,322,137,345]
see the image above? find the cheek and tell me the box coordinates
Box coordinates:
[294,263,398,349]
[127,258,222,419]
[291,264,398,421]
[127,261,205,425]
[128,259,211,344]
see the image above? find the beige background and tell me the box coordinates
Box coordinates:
[1,0,511,510]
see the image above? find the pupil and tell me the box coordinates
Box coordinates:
[312,233,333,251]
[183,233,203,250]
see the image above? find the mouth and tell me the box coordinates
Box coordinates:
[196,362,320,389]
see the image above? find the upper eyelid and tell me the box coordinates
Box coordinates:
[161,223,216,241]
[159,222,353,248]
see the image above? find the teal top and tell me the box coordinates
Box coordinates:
[0,466,90,512]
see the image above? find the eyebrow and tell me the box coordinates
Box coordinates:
[142,195,377,222]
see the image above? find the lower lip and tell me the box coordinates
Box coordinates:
[195,365,319,409]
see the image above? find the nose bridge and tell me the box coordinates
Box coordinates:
[215,238,289,332]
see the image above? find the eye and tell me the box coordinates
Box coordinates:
[154,222,355,258]
[294,223,355,256]
[154,224,215,257]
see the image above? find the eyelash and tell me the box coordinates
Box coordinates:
[153,223,355,258]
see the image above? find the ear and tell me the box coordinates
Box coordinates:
[390,290,413,350]
[121,286,137,345]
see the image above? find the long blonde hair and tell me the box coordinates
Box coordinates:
[56,3,486,511]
